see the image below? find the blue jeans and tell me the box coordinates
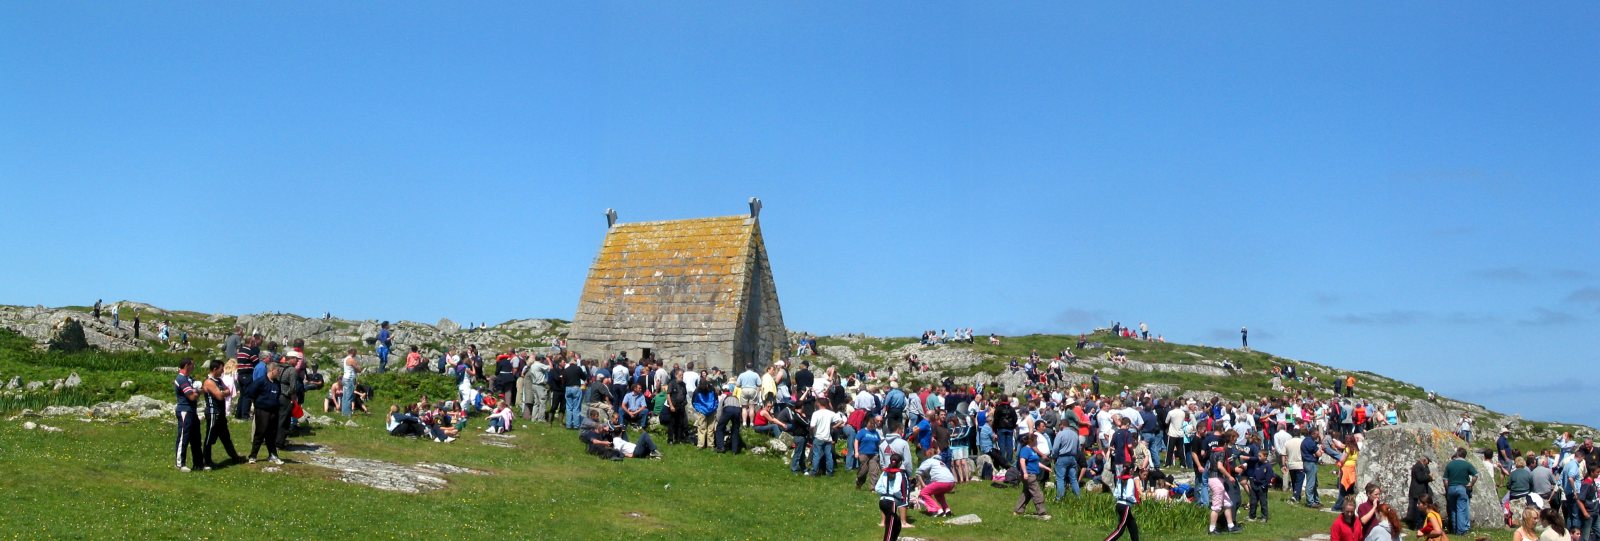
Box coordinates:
[340,378,354,416]
[1145,433,1166,463]
[997,429,1015,465]
[790,435,811,472]
[1447,484,1471,533]
[563,387,583,428]
[841,426,858,470]
[1054,455,1080,499]
[1303,462,1320,506]
[1196,471,1211,508]
[376,345,390,372]
[811,438,835,475]
[754,425,782,438]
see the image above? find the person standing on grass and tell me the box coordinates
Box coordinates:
[714,388,743,454]
[874,453,912,540]
[1207,430,1242,535]
[173,358,204,472]
[246,363,284,465]
[563,357,588,429]
[809,398,842,476]
[855,416,884,490]
[1014,433,1051,519]
[340,348,360,418]
[1106,465,1144,541]
[1246,439,1273,523]
[1443,447,1477,535]
[274,351,304,448]
[1301,428,1325,508]
[1406,456,1435,530]
[1052,417,1082,499]
[201,359,242,468]
[521,354,548,421]
[234,334,260,420]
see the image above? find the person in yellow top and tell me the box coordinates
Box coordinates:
[1334,444,1360,510]
[1416,493,1447,540]
[760,363,780,404]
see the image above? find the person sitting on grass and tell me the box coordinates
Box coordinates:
[303,362,324,391]
[387,404,454,443]
[486,401,514,434]
[324,379,342,413]
[419,403,459,440]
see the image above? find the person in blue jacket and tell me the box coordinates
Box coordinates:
[691,380,719,449]
[247,364,284,465]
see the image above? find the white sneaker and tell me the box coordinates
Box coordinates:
[269,456,283,465]
[485,427,495,433]
[178,466,191,473]
[444,437,457,443]
[248,458,257,464]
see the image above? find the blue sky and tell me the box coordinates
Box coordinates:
[3,4,1597,427]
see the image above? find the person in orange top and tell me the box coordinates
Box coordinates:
[1345,375,1356,397]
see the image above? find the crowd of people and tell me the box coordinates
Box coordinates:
[166,326,1597,541]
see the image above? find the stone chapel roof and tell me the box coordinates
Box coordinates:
[570,215,762,342]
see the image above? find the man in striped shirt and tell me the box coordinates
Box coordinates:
[234,333,260,420]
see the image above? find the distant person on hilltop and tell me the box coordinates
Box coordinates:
[92,299,101,321]
[133,311,142,339]
[112,303,120,329]
[375,321,393,373]
[1241,327,1249,350]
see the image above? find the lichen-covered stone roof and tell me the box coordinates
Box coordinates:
[570,215,760,343]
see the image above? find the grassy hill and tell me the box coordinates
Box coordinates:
[0,301,1583,540]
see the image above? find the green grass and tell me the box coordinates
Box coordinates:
[1,406,1354,541]
[0,328,1530,540]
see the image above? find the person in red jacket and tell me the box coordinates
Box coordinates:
[1331,500,1362,541]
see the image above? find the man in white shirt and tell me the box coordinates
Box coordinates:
[853,386,877,412]
[808,402,842,476]
[682,363,701,391]
[1166,405,1188,468]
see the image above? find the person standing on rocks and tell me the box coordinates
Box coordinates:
[112,302,120,329]
[375,321,393,373]
[173,358,204,472]
[201,359,242,468]
[133,311,141,339]
[93,299,101,321]
[1240,327,1248,350]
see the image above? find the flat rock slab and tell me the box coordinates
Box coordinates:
[945,514,982,525]
[296,442,487,493]
[480,433,517,448]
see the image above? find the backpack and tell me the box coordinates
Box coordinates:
[874,471,903,498]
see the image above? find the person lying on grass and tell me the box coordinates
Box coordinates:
[579,414,660,461]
